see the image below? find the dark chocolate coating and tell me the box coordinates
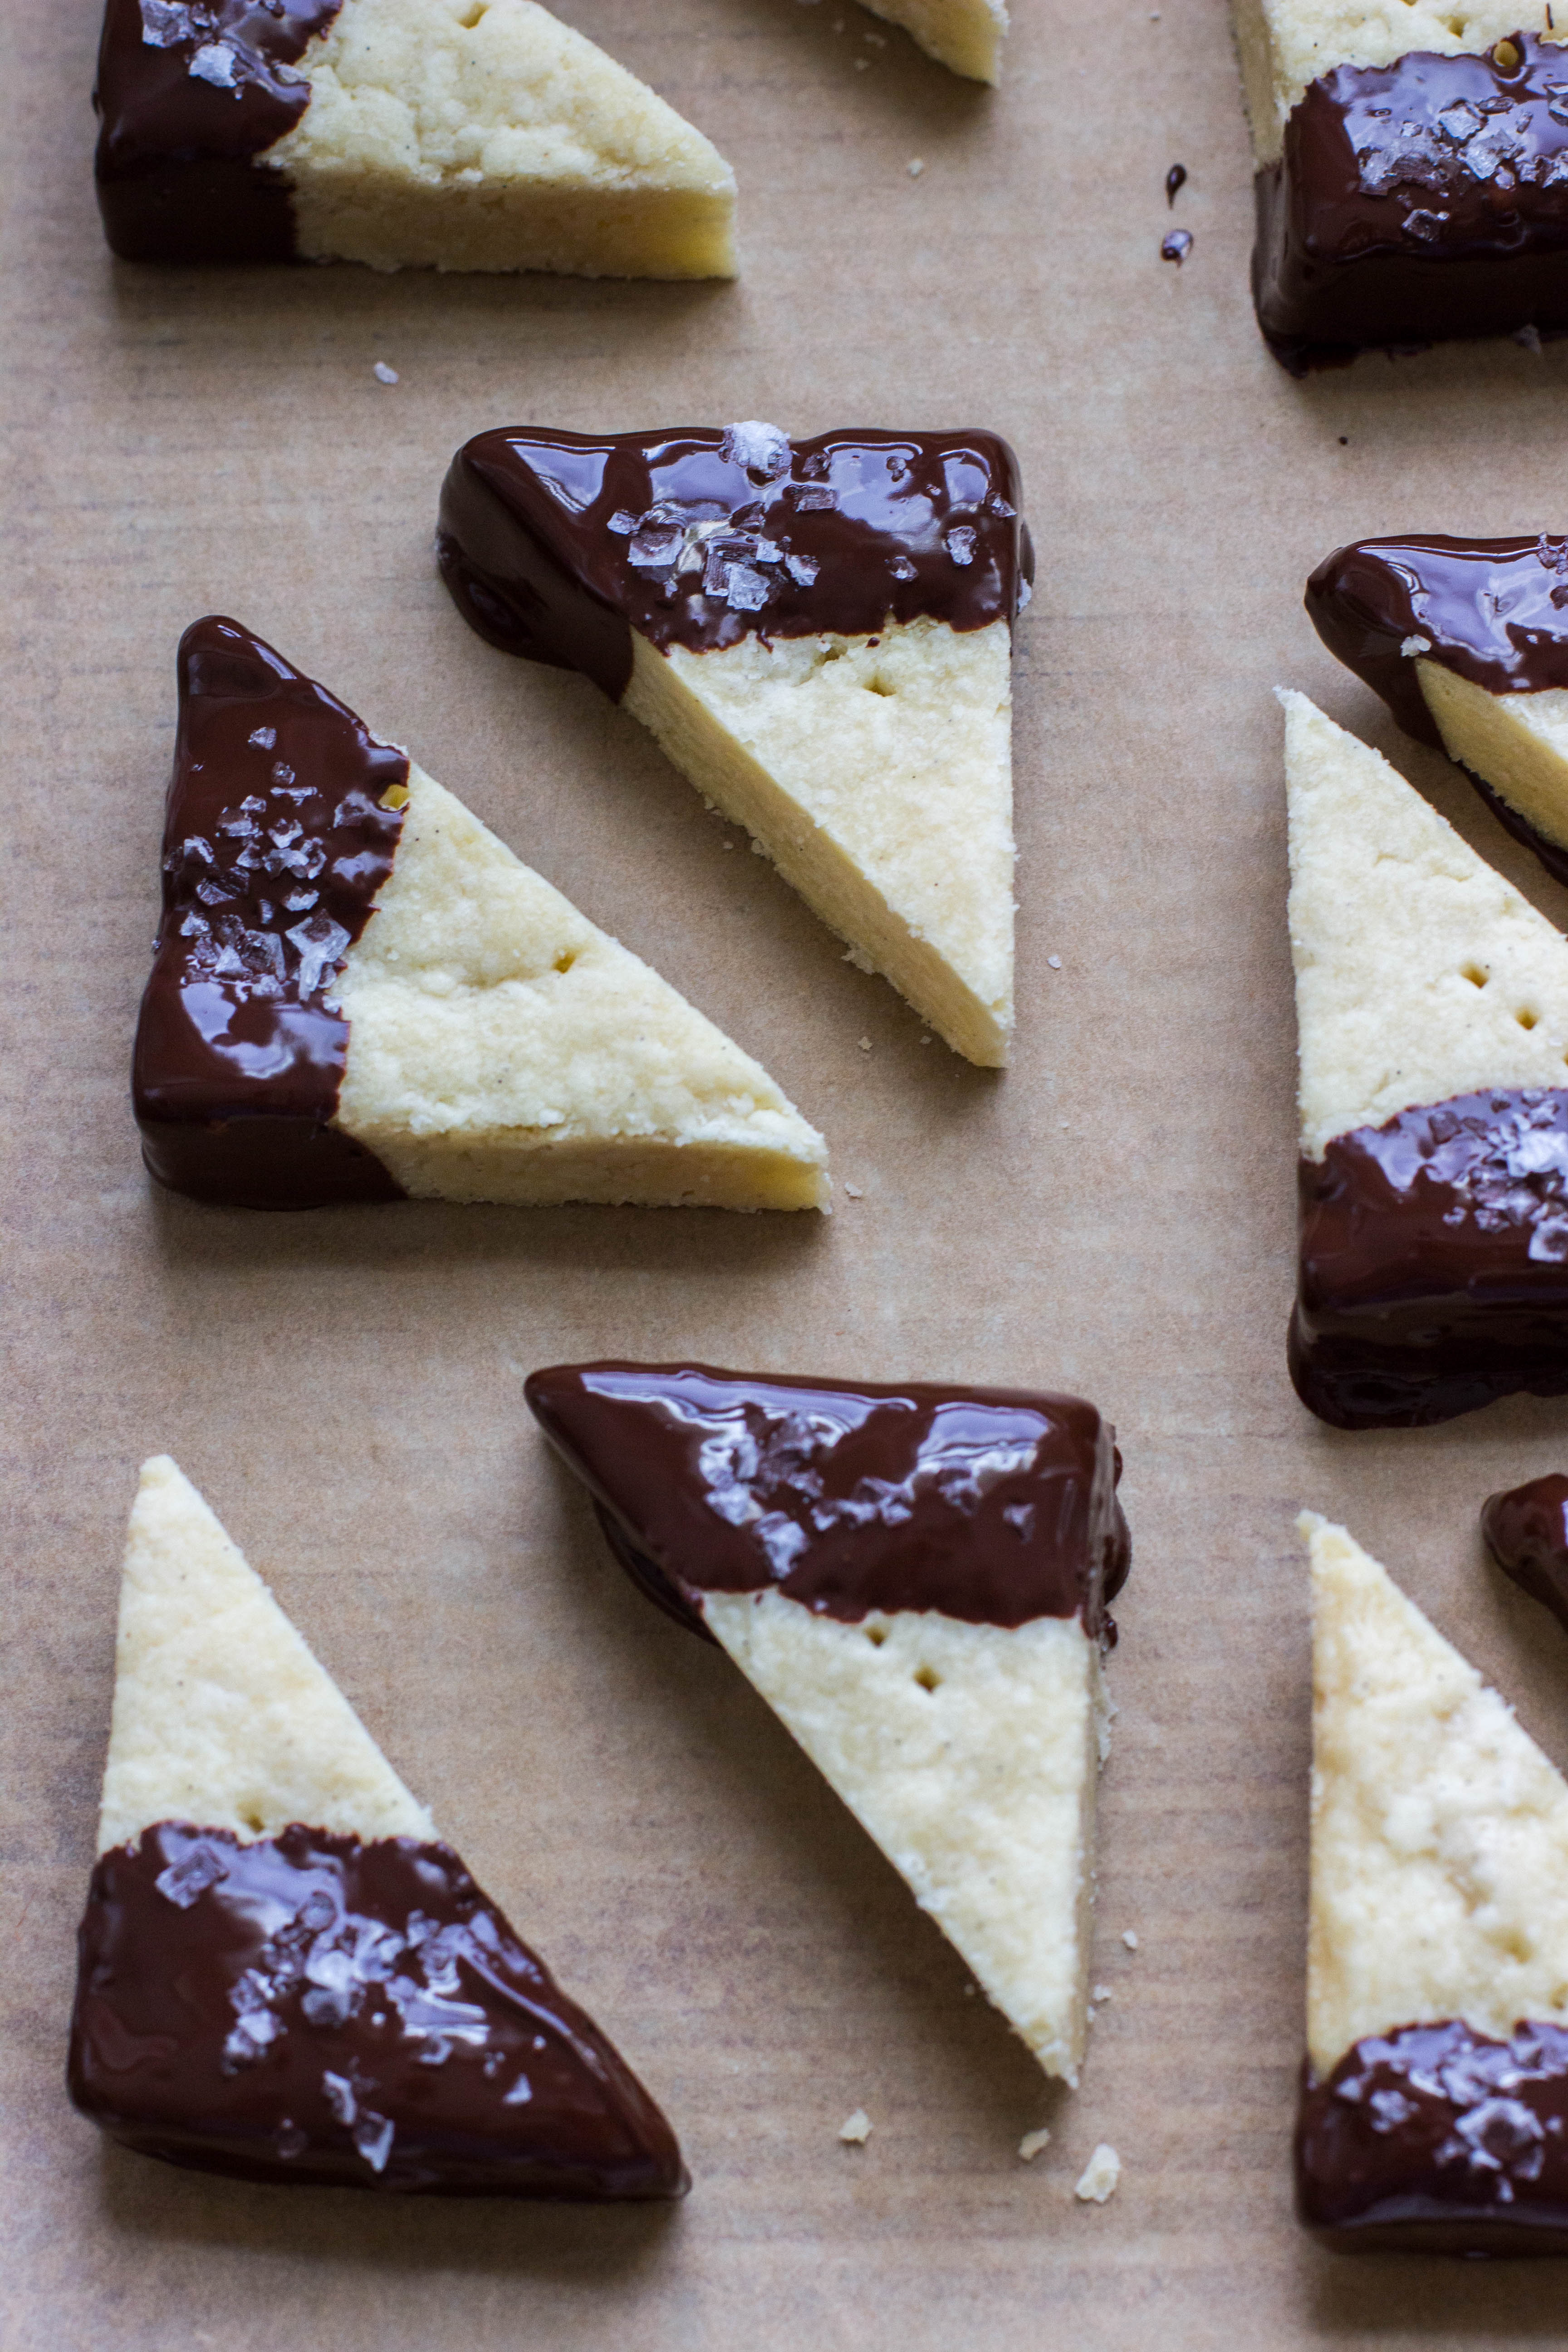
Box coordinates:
[1254,35,1568,373]
[1291,1090,1568,1429]
[436,427,1032,701]
[524,1362,1129,1637]
[1306,534,1568,885]
[1482,1470,1568,1631]
[1297,2020,1568,2254]
[93,0,340,263]
[132,616,407,1208]
[69,1822,686,2200]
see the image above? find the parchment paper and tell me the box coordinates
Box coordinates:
[11,3,1568,2343]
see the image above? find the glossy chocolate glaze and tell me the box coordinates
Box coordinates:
[1306,534,1568,885]
[524,1362,1129,1638]
[133,616,407,1208]
[1482,1470,1568,1631]
[94,0,340,263]
[437,426,1033,701]
[1297,2019,1568,2253]
[69,1822,686,2199]
[1254,35,1568,373]
[1306,534,1568,883]
[1291,1089,1568,1428]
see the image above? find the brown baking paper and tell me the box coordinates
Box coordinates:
[13,1,1568,2342]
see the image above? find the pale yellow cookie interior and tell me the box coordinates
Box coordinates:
[331,765,829,1210]
[702,1592,1107,2082]
[862,0,1009,83]
[1418,663,1568,858]
[623,617,1015,1066]
[267,0,737,277]
[1302,1512,1568,2076]
[100,1456,432,1856]
[1282,690,1568,1158]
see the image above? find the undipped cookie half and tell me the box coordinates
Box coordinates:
[94,0,736,276]
[861,0,1009,82]
[1297,1513,1568,2253]
[1283,690,1568,1427]
[134,616,828,1212]
[524,1362,1129,2084]
[437,423,1031,1066]
[1308,535,1568,890]
[69,1455,687,2198]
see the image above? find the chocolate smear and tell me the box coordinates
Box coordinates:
[1482,1471,1568,1631]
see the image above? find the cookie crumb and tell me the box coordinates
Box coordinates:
[843,944,875,973]
[908,158,925,177]
[372,361,400,385]
[858,1036,873,1052]
[1018,2127,1051,2161]
[1093,1984,1112,2002]
[1122,1930,1139,1950]
[1400,634,1432,657]
[839,2108,872,2144]
[1074,2144,1121,2203]
[844,1182,863,1199]
[919,1034,933,1046]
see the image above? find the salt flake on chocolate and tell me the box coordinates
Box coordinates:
[722,421,792,481]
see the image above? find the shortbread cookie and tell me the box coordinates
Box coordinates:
[1482,1472,1568,1632]
[69,1455,686,2198]
[94,0,736,276]
[525,1362,1130,2084]
[1233,1,1568,368]
[1308,535,1568,888]
[438,424,1031,1065]
[134,617,828,1211]
[862,0,1009,82]
[1284,690,1568,1426]
[1297,1512,1568,2254]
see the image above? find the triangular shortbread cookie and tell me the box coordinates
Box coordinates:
[1307,534,1568,887]
[862,0,1009,82]
[1283,692,1568,1426]
[1295,1512,1568,2252]
[95,0,737,277]
[134,616,828,1211]
[439,424,1029,1065]
[525,1362,1130,2083]
[70,1455,686,2199]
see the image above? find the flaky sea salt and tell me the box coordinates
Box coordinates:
[1047,954,1063,970]
[844,1182,863,1199]
[372,361,399,385]
[945,525,977,566]
[722,421,791,480]
[1122,1930,1140,1950]
[908,158,926,177]
[190,40,239,88]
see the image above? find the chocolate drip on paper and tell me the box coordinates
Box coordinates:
[1306,534,1568,886]
[1291,1089,1568,1429]
[437,426,1032,701]
[1482,1471,1568,1631]
[524,1362,1129,1637]
[133,615,406,1208]
[69,1822,686,2200]
[94,0,341,263]
[1297,2019,1568,2254]
[1253,35,1568,373]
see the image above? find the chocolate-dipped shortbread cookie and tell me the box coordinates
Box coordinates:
[69,1455,686,2198]
[1308,536,1568,889]
[1483,1471,1568,1631]
[861,0,1008,82]
[438,424,1030,1066]
[1233,0,1568,368]
[1296,1513,1568,2253]
[525,1363,1129,2084]
[1284,691,1568,1427]
[135,617,828,1211]
[95,0,736,276]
